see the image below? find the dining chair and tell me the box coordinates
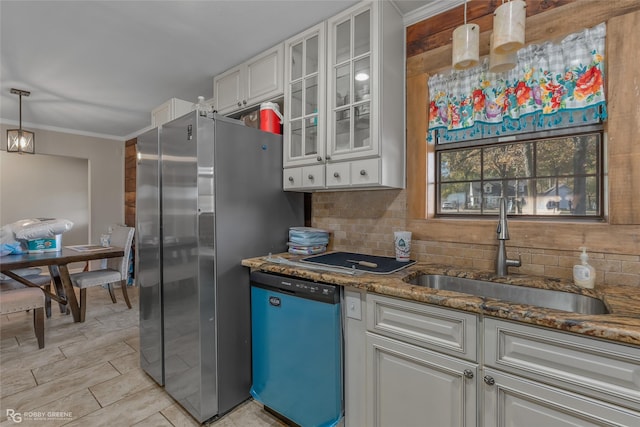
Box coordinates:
[0,268,55,317]
[0,287,46,348]
[69,225,135,322]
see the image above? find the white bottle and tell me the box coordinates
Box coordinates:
[194,96,209,117]
[573,247,596,289]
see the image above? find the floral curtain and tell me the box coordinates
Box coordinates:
[428,23,606,143]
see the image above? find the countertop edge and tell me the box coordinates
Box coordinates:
[242,255,640,347]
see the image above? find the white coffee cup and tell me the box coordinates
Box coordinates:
[394,231,412,262]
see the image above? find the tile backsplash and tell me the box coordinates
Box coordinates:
[312,190,640,287]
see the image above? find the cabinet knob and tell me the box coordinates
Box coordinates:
[237,101,242,107]
[308,174,314,180]
[326,155,331,160]
[317,156,323,162]
[483,376,495,386]
[243,100,247,105]
[360,169,367,176]
[288,176,294,182]
[463,369,474,379]
[333,172,340,178]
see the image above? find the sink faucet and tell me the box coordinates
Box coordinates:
[496,197,521,276]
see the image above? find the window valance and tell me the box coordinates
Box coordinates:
[428,23,606,143]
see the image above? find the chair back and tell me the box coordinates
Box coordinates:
[106,226,135,279]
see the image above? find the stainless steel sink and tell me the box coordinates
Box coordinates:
[405,274,609,315]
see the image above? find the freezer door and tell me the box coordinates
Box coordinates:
[161,112,216,422]
[136,127,163,386]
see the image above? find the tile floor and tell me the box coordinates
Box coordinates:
[0,285,285,426]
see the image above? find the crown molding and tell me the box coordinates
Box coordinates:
[0,118,124,141]
[403,0,466,27]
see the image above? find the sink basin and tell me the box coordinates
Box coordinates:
[405,274,609,315]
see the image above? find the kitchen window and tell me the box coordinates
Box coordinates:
[436,126,604,218]
[429,23,607,220]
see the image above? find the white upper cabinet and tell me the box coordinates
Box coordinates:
[213,44,284,115]
[283,23,326,169]
[283,1,405,191]
[151,98,193,128]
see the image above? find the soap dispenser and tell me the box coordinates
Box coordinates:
[573,247,596,289]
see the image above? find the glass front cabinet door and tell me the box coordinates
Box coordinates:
[283,1,404,191]
[327,3,377,161]
[283,23,326,170]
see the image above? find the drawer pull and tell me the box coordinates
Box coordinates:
[483,376,495,386]
[288,176,294,182]
[334,172,340,178]
[360,169,367,176]
[308,174,314,180]
[463,369,474,379]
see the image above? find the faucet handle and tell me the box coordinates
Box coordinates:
[506,252,522,268]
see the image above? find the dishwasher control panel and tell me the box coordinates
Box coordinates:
[250,271,340,304]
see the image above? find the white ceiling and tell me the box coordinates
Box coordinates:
[0,1,443,141]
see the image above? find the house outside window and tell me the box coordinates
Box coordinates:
[436,126,603,218]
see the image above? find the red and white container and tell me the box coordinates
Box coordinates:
[259,102,283,134]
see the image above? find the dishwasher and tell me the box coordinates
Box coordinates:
[250,271,343,427]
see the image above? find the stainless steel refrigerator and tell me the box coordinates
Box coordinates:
[136,111,304,422]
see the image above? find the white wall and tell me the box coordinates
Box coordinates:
[0,152,89,245]
[0,125,124,245]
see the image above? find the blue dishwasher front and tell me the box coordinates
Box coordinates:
[250,271,343,427]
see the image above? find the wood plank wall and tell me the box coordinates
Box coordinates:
[405,0,640,255]
[124,138,136,227]
[406,0,574,59]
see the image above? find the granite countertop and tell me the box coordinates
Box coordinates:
[242,253,640,347]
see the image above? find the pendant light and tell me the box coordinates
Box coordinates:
[489,32,517,73]
[6,88,35,154]
[452,0,479,70]
[493,0,526,54]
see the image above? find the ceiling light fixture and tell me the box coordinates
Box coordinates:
[452,0,479,70]
[493,0,526,55]
[7,88,35,154]
[355,72,369,81]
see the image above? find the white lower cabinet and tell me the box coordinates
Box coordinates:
[483,368,640,427]
[357,293,478,427]
[366,332,477,427]
[483,318,640,427]
[344,292,640,427]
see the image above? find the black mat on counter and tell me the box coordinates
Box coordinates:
[301,251,415,275]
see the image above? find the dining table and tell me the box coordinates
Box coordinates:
[0,246,125,322]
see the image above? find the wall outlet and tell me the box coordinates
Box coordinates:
[345,293,362,320]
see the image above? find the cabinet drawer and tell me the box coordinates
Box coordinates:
[302,165,325,189]
[366,293,478,361]
[484,318,640,410]
[350,158,380,186]
[283,168,302,190]
[284,166,326,190]
[326,163,350,187]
